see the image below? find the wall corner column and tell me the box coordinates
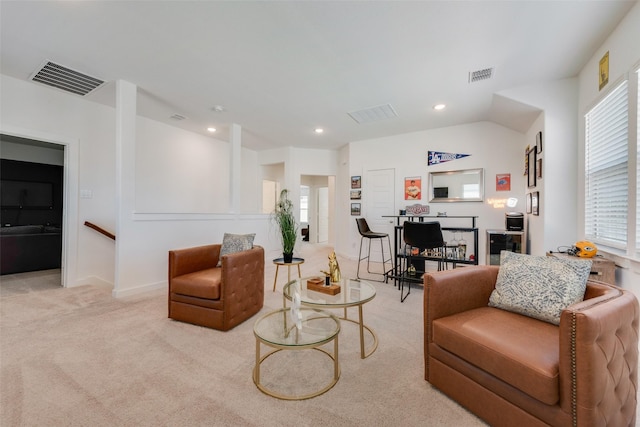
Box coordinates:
[229,123,241,213]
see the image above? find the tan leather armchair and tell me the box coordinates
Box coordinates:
[424,266,639,427]
[168,244,264,331]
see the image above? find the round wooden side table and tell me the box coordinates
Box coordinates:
[272,257,304,292]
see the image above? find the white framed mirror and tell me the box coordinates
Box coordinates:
[429,168,484,202]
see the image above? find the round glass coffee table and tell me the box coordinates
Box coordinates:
[283,278,378,359]
[253,307,340,400]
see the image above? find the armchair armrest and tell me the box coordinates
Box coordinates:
[424,265,499,322]
[220,245,265,330]
[169,244,221,279]
[558,283,639,425]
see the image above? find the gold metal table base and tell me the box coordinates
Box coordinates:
[253,337,340,400]
[340,305,378,359]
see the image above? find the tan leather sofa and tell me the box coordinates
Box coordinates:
[424,266,638,427]
[169,244,264,331]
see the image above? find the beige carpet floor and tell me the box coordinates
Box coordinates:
[1,244,486,426]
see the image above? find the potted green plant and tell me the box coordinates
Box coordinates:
[273,189,298,263]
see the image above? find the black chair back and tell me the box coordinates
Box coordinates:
[356,218,371,235]
[403,221,444,250]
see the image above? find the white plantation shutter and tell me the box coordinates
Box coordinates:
[584,80,629,248]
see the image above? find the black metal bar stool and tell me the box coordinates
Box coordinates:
[355,218,392,282]
[400,221,445,302]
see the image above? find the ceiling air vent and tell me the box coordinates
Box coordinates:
[170,114,186,121]
[30,61,104,96]
[469,67,494,83]
[348,103,398,124]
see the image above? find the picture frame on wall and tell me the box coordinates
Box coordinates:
[527,147,537,188]
[350,203,361,216]
[536,131,543,153]
[404,176,422,200]
[351,176,361,189]
[496,173,511,191]
[537,158,542,179]
[532,191,539,216]
[526,192,532,214]
[350,190,361,200]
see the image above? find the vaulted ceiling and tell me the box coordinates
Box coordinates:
[0,1,635,151]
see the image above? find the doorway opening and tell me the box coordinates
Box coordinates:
[300,175,334,245]
[0,134,65,288]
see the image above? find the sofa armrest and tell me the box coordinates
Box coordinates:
[168,244,221,279]
[558,283,639,425]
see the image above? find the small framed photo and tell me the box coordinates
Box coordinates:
[496,173,511,191]
[404,176,422,200]
[537,158,542,179]
[350,190,361,200]
[532,191,539,216]
[351,176,361,189]
[526,193,532,214]
[536,131,543,153]
[350,203,361,216]
[527,147,537,188]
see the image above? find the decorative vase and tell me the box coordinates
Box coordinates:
[283,252,293,263]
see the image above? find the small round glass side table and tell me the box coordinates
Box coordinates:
[253,307,340,400]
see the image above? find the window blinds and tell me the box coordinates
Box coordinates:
[584,80,628,248]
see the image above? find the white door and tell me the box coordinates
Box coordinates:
[317,187,329,243]
[365,168,395,262]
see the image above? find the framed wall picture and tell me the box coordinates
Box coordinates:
[350,190,361,200]
[531,191,539,216]
[351,176,361,189]
[496,173,511,191]
[536,131,543,153]
[537,158,542,179]
[404,176,422,200]
[526,192,532,214]
[527,147,537,188]
[350,203,361,216]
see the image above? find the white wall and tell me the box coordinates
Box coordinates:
[0,74,270,296]
[497,78,579,256]
[135,117,230,213]
[341,121,528,264]
[577,1,640,292]
[1,74,116,288]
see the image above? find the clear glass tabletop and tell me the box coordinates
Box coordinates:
[253,308,339,347]
[283,277,376,308]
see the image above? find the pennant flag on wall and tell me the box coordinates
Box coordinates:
[428,151,470,166]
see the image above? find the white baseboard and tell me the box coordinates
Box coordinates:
[112,280,166,298]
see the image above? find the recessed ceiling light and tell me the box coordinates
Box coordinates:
[433,104,446,111]
[207,127,216,133]
[315,128,324,134]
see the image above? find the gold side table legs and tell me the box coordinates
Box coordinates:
[341,305,379,359]
[253,336,340,400]
[272,258,304,292]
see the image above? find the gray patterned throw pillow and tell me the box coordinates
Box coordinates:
[217,233,255,267]
[488,251,592,325]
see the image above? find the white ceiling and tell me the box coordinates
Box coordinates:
[0,1,635,151]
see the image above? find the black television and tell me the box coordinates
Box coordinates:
[434,187,449,198]
[1,179,54,209]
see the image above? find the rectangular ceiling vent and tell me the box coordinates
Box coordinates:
[348,103,398,124]
[469,67,494,83]
[30,61,104,96]
[170,114,186,121]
